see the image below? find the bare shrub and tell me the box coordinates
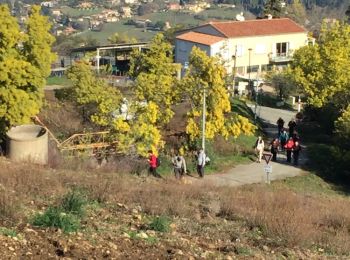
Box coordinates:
[79,172,127,203]
[212,136,241,156]
[39,94,85,138]
[0,161,65,206]
[219,186,350,253]
[0,188,18,222]
[98,156,147,175]
[125,181,211,217]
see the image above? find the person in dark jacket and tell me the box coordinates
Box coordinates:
[284,137,294,163]
[148,150,161,178]
[270,138,279,162]
[277,117,285,136]
[293,141,302,166]
[292,130,300,143]
[288,119,297,137]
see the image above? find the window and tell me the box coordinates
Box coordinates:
[261,64,273,72]
[247,65,259,73]
[276,42,289,56]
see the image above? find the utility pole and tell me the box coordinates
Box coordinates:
[248,48,252,82]
[202,88,206,153]
[96,48,100,74]
[248,48,257,121]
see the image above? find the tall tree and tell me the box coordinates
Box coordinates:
[263,0,285,18]
[23,5,56,79]
[291,21,350,109]
[285,0,307,25]
[0,5,55,136]
[181,47,255,142]
[129,34,180,125]
[265,69,296,99]
[112,101,164,156]
[67,61,122,126]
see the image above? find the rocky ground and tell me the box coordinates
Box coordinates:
[0,201,330,260]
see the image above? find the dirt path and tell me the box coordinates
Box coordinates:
[194,105,307,187]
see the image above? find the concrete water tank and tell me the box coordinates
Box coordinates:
[6,124,48,165]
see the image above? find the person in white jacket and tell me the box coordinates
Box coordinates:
[255,136,265,163]
[197,148,206,178]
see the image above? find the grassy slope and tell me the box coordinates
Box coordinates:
[79,19,157,44]
[75,6,253,44]
[46,76,72,86]
[141,11,201,26]
[61,6,104,17]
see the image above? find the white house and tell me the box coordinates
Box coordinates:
[175,18,309,79]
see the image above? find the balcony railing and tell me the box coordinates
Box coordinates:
[269,52,293,63]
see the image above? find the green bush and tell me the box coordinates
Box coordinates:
[308,144,350,185]
[0,227,17,237]
[32,207,80,233]
[61,189,87,217]
[149,216,171,233]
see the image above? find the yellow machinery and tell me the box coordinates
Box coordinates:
[33,116,117,158]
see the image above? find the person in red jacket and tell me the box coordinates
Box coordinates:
[284,137,294,163]
[148,150,161,178]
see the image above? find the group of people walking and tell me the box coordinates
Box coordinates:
[148,117,302,180]
[254,117,302,166]
[147,148,209,179]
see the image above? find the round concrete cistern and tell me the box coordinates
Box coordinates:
[6,124,48,165]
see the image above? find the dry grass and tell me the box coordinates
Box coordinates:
[0,188,19,222]
[219,186,350,254]
[40,91,85,139]
[212,136,241,156]
[1,158,350,255]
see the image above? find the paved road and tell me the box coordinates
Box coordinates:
[197,106,306,187]
[248,104,296,127]
[45,85,67,91]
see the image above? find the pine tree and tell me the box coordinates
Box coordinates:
[263,0,285,18]
[286,0,307,24]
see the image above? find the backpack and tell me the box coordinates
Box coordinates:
[156,157,161,167]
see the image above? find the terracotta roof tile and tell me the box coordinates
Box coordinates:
[176,31,225,46]
[209,18,306,38]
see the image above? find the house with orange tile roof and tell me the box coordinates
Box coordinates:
[175,18,309,79]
